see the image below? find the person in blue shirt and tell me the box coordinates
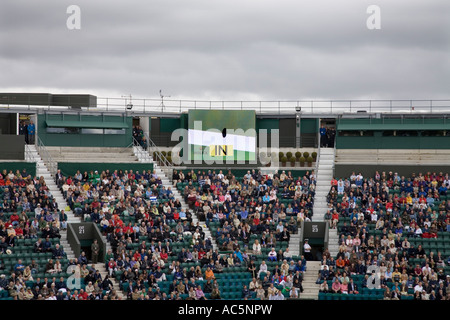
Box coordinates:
[262,192,270,204]
[438,183,448,195]
[14,259,25,273]
[166,187,174,200]
[179,209,187,220]
[43,236,52,252]
[319,124,327,147]
[79,251,88,265]
[234,249,243,263]
[27,120,36,144]
[239,209,248,220]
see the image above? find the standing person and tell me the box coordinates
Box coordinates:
[132,125,138,145]
[329,127,336,148]
[303,239,313,261]
[141,137,148,151]
[19,121,27,141]
[319,124,327,147]
[27,120,36,144]
[91,239,100,264]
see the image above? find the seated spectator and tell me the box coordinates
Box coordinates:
[267,248,277,261]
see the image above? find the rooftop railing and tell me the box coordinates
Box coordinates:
[1,97,450,115]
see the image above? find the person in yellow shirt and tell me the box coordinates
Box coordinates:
[406,193,413,205]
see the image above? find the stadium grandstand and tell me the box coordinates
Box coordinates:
[0,92,449,301]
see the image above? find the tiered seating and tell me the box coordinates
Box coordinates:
[54,167,315,300]
[318,170,450,301]
[172,168,315,299]
[0,169,72,300]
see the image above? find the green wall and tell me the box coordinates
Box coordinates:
[57,162,153,177]
[160,118,182,133]
[336,131,450,149]
[300,118,319,134]
[336,117,450,149]
[256,119,279,134]
[38,114,133,147]
[0,162,36,177]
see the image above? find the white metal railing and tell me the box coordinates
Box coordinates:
[143,133,173,183]
[332,145,336,179]
[2,98,450,115]
[131,137,152,163]
[24,143,34,162]
[315,127,321,174]
[36,136,57,176]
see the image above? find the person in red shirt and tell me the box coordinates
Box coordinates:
[14,225,24,239]
[331,211,339,229]
[123,222,133,234]
[160,248,168,262]
[9,212,20,226]
[91,199,100,209]
[107,258,116,277]
[133,250,141,262]
[386,201,393,213]
[77,288,88,300]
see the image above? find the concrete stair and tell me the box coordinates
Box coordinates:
[26,144,77,261]
[313,147,340,258]
[91,263,125,299]
[299,261,321,300]
[312,148,334,222]
[287,231,301,256]
[45,146,139,163]
[327,228,340,257]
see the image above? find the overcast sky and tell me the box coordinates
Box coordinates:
[1,0,449,102]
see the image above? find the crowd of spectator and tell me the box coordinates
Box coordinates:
[175,168,316,233]
[0,168,81,300]
[50,167,317,300]
[319,170,450,300]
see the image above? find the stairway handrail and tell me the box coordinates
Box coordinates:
[142,133,173,183]
[35,136,58,176]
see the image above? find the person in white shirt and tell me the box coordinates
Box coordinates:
[414,281,423,293]
[257,261,268,278]
[252,240,262,255]
[269,290,285,300]
[303,239,312,260]
[370,211,378,223]
[268,248,277,261]
[283,248,292,261]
